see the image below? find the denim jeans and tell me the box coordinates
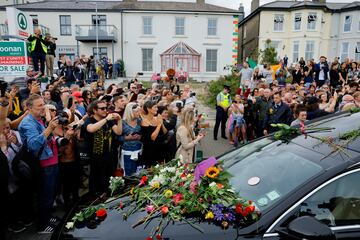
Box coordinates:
[124,154,138,176]
[32,52,46,74]
[38,164,58,230]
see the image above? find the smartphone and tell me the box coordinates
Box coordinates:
[137,72,144,76]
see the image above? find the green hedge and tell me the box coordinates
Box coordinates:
[206,74,239,107]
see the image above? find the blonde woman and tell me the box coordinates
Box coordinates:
[121,102,142,176]
[176,108,205,163]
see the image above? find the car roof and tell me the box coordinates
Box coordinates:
[222,111,360,170]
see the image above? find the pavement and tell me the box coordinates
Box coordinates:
[7,88,233,240]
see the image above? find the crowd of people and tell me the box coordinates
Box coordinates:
[214,56,360,147]
[1,43,205,236]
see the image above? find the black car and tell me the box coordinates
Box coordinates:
[53,111,360,240]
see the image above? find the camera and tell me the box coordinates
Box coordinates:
[190,92,196,98]
[0,81,8,98]
[58,112,69,125]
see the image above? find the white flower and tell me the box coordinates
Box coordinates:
[178,155,184,165]
[160,167,176,174]
[149,175,166,187]
[65,222,74,229]
[209,182,217,188]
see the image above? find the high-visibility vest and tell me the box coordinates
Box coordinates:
[219,92,230,108]
[30,36,47,54]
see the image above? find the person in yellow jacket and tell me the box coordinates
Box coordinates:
[27,28,49,76]
[214,85,232,140]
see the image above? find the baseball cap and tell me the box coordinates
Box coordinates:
[72,91,84,102]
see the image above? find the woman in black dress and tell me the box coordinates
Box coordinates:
[329,62,340,88]
[141,101,168,167]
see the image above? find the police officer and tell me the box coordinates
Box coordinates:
[263,91,292,135]
[28,28,49,76]
[214,85,231,140]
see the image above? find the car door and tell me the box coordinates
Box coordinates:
[263,168,360,239]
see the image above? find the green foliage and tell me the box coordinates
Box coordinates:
[259,39,279,65]
[206,74,239,107]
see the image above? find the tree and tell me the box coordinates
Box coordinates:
[259,39,279,65]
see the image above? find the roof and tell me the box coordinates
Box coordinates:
[239,0,360,26]
[161,41,200,56]
[1,0,240,14]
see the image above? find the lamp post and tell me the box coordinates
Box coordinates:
[95,2,99,66]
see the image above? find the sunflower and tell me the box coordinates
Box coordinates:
[205,167,220,179]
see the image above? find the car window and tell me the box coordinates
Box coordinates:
[298,170,360,227]
[225,143,324,212]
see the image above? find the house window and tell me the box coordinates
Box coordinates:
[344,15,352,32]
[244,25,247,39]
[294,13,301,31]
[142,48,153,72]
[92,15,106,25]
[307,13,317,30]
[206,49,217,72]
[175,17,185,35]
[59,15,71,36]
[93,47,107,59]
[305,41,315,60]
[341,42,349,61]
[293,41,300,63]
[274,14,284,31]
[208,18,217,36]
[142,16,152,35]
[355,42,360,61]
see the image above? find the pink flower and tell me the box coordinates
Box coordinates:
[145,205,155,213]
[189,181,197,194]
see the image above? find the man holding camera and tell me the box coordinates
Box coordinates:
[45,33,57,79]
[28,28,49,76]
[18,94,60,233]
[315,56,329,87]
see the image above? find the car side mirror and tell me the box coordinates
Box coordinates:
[277,216,336,240]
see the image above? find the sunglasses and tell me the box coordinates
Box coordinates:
[132,104,139,109]
[97,107,107,111]
[49,109,56,112]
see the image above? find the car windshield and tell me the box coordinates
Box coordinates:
[219,138,324,212]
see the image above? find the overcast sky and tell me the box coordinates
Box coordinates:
[140,0,355,16]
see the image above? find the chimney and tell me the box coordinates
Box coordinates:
[238,3,245,21]
[196,0,205,4]
[251,0,259,12]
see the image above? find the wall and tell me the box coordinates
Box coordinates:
[122,11,235,81]
[238,13,260,62]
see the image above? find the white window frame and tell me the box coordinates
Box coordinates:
[355,42,360,62]
[292,41,300,63]
[341,42,349,62]
[273,14,284,32]
[142,16,153,35]
[305,41,315,60]
[294,13,302,31]
[343,15,352,33]
[142,48,153,72]
[59,15,71,36]
[307,12,317,30]
[207,18,217,36]
[206,49,218,72]
[175,17,185,36]
[264,168,360,237]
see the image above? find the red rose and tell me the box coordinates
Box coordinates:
[179,182,185,187]
[156,234,162,240]
[172,194,184,205]
[96,209,107,220]
[161,206,168,215]
[146,238,153,240]
[139,176,148,186]
[235,204,243,214]
[248,200,252,205]
[181,173,186,178]
[245,205,255,213]
[119,201,123,210]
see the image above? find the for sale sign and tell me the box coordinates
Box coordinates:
[6,7,34,39]
[0,41,28,75]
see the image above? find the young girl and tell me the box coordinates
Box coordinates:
[228,95,247,147]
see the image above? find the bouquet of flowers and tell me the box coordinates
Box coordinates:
[68,157,259,239]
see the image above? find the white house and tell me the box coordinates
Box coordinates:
[0,0,243,81]
[238,0,360,65]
